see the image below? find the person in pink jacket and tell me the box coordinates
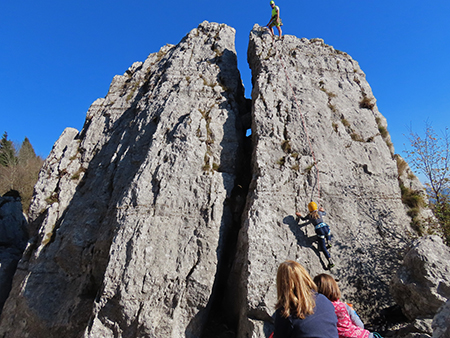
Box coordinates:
[313,273,381,338]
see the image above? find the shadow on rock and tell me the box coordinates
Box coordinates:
[283,215,328,270]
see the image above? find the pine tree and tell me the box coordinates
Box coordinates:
[0,132,18,167]
[18,137,37,165]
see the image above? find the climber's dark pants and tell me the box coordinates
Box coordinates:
[315,225,331,259]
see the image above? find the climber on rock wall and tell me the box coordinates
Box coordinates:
[267,0,283,38]
[296,201,334,269]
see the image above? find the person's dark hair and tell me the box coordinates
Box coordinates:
[313,273,341,302]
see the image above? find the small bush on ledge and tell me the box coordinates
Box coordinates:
[360,96,375,110]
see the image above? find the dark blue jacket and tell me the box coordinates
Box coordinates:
[300,211,327,227]
[274,293,338,338]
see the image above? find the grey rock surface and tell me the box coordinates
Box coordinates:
[391,235,450,321]
[396,318,433,338]
[0,22,435,338]
[433,300,450,338]
[405,334,432,338]
[0,21,248,338]
[0,194,28,314]
[0,195,28,249]
[231,25,416,336]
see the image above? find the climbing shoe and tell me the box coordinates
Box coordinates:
[326,243,332,249]
[328,258,335,269]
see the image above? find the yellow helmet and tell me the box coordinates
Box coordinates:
[308,201,318,212]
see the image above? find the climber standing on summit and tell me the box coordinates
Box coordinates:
[267,0,283,38]
[296,202,334,269]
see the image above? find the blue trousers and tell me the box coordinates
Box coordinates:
[315,225,331,259]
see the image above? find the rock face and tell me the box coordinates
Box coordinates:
[0,21,248,337]
[0,22,428,337]
[391,236,450,328]
[0,193,28,314]
[433,300,450,338]
[231,25,416,336]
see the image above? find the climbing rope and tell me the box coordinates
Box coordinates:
[270,34,322,206]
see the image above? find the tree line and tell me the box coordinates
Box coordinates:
[0,132,44,213]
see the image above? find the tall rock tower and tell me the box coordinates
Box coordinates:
[0,23,424,338]
[0,22,249,337]
[230,25,417,337]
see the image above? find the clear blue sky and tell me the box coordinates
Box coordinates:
[1,0,449,170]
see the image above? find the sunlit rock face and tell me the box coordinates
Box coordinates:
[0,22,433,338]
[231,25,415,336]
[0,21,248,338]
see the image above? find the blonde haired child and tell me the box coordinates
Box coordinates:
[296,201,334,269]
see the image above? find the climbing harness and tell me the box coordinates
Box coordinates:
[314,222,328,230]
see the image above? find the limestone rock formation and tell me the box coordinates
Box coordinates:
[0,22,430,338]
[433,300,450,338]
[0,193,28,314]
[230,25,416,336]
[0,21,248,338]
[391,235,450,321]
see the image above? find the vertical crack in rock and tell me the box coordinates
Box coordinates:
[200,108,252,338]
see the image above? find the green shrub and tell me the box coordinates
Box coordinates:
[400,183,425,234]
[400,184,424,209]
[341,118,350,128]
[350,133,364,142]
[360,96,374,110]
[46,194,59,205]
[332,122,339,132]
[281,140,292,153]
[378,125,388,139]
[328,103,337,112]
[407,207,424,235]
[434,198,450,245]
[71,167,86,180]
[395,155,408,177]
